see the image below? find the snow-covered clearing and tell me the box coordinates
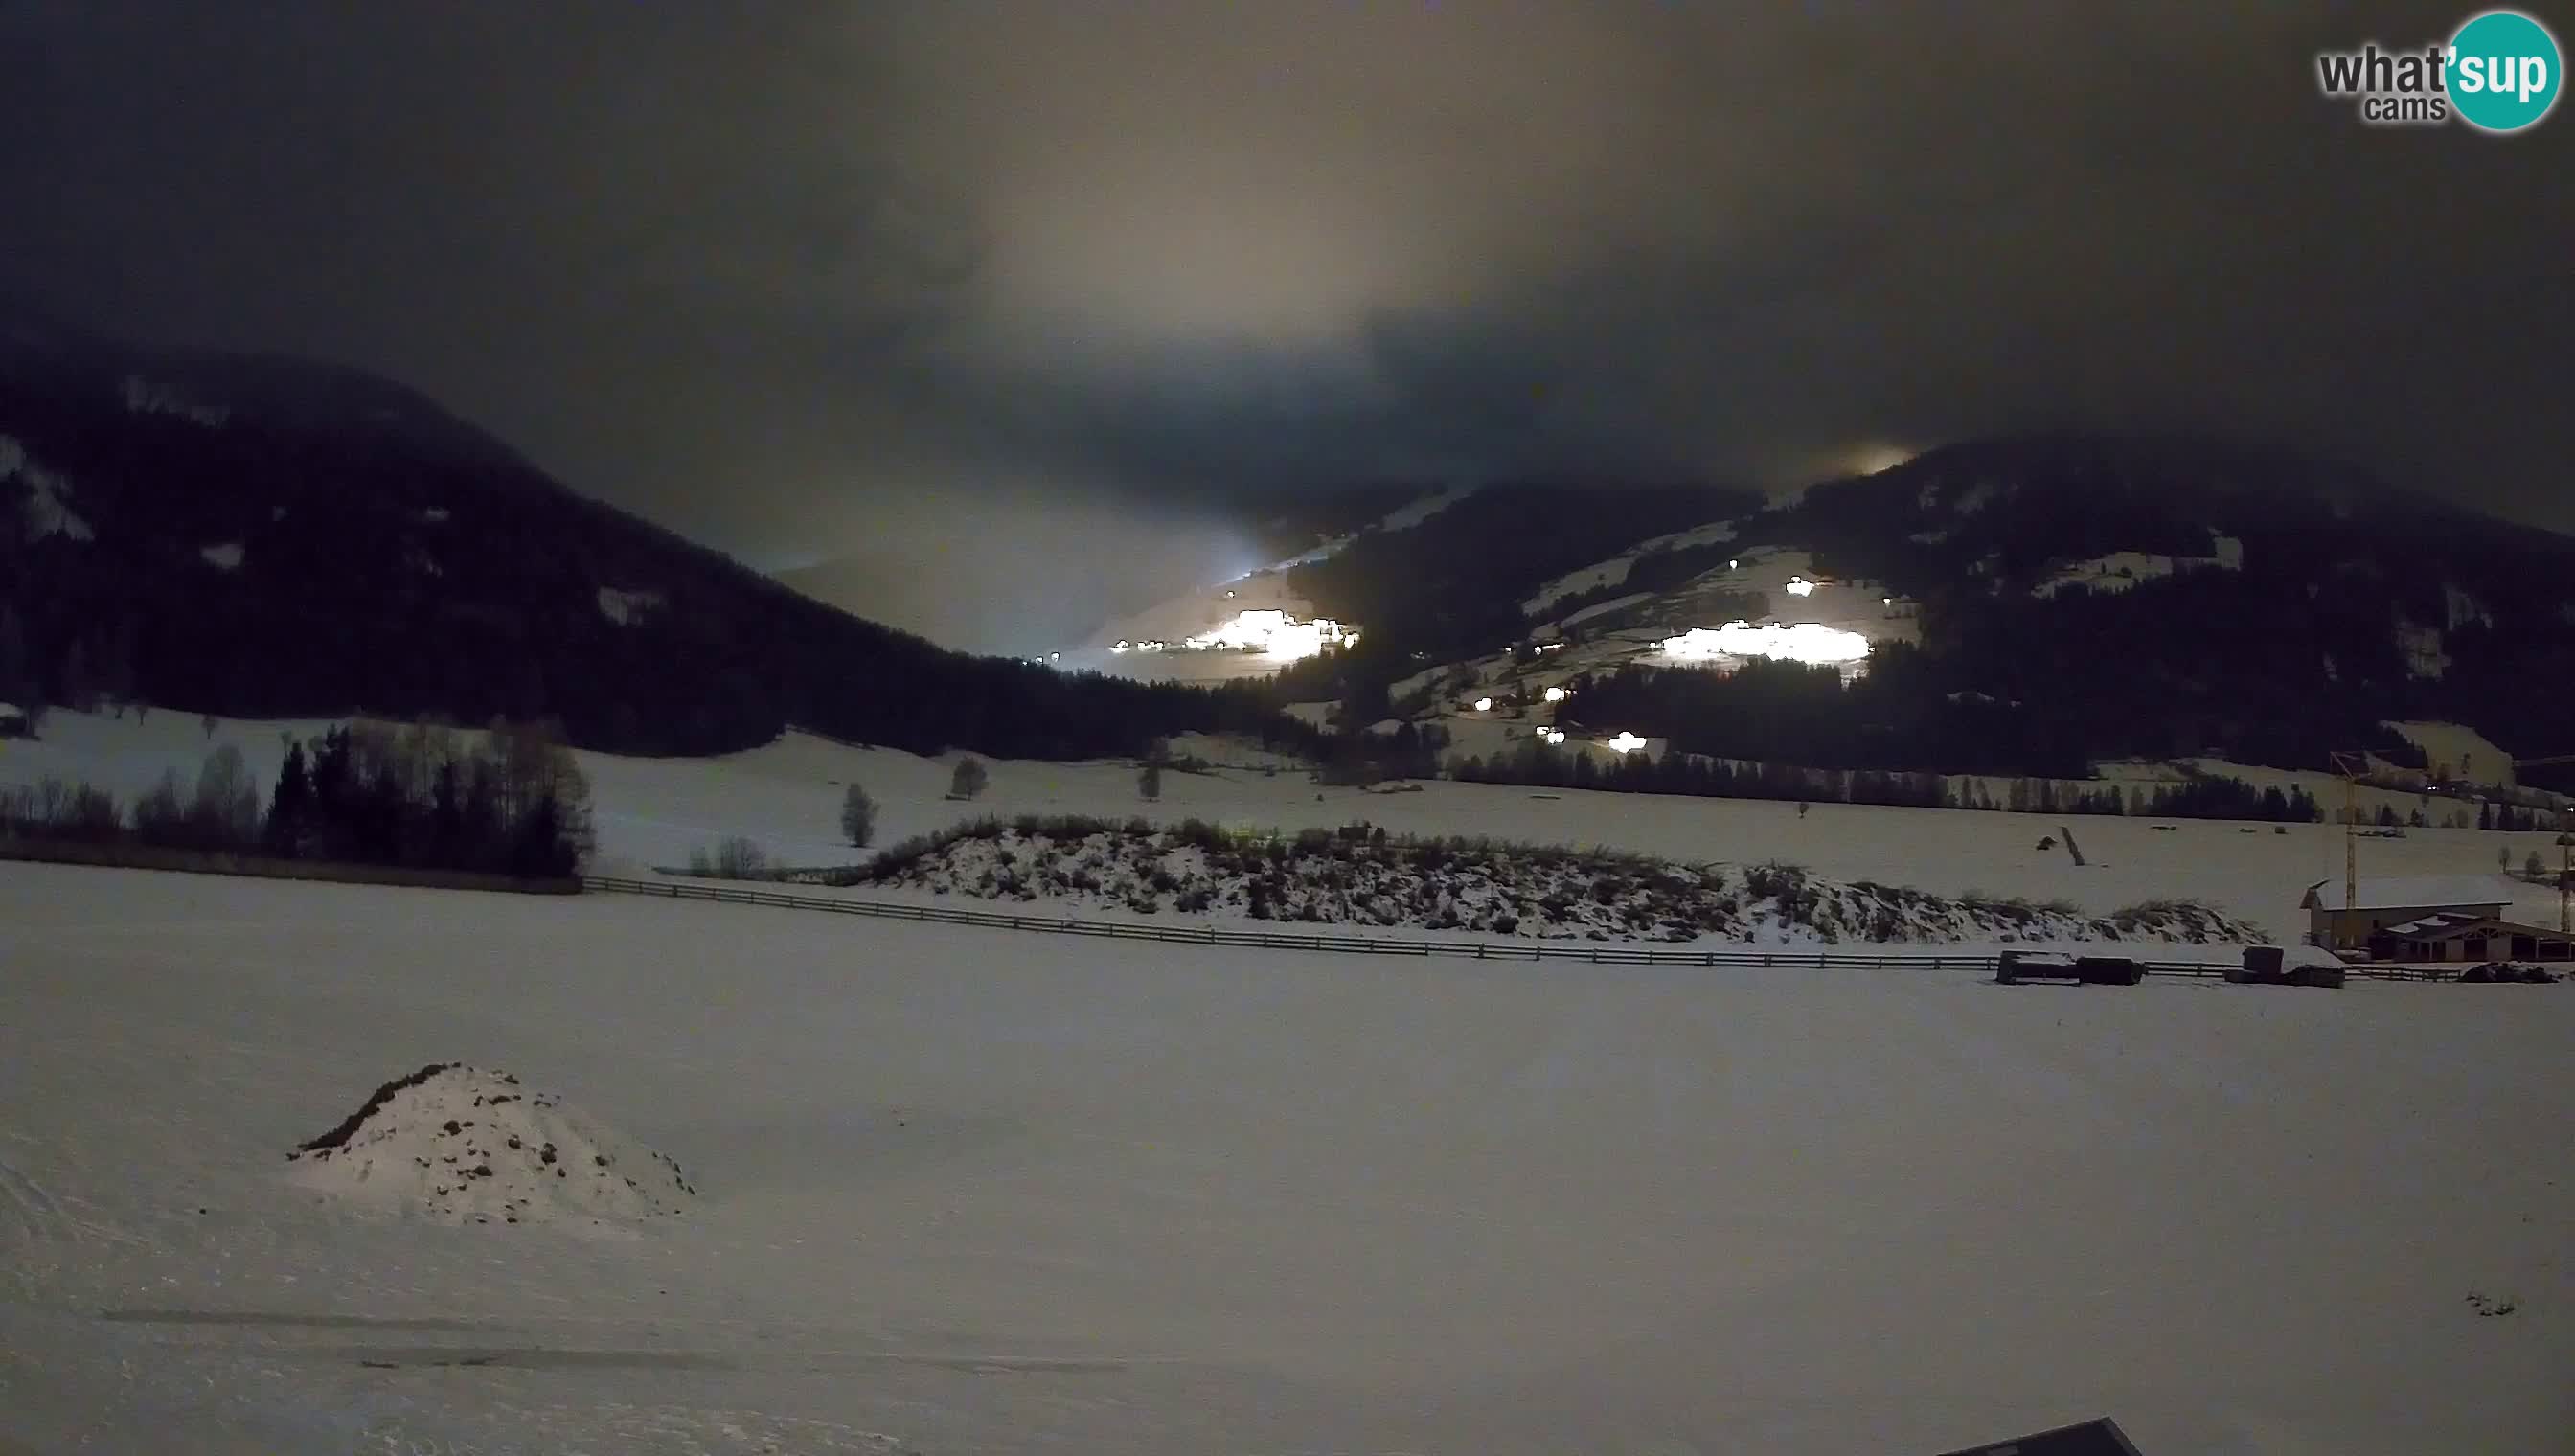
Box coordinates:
[2029,546,2240,600]
[0,861,2565,1453]
[595,586,662,626]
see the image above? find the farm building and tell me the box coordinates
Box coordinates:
[2297,875,2573,960]
[2363,910,2573,965]
[2299,876,2512,951]
[0,702,28,739]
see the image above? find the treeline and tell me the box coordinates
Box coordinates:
[0,718,594,876]
[1450,736,2326,822]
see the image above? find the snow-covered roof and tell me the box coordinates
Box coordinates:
[0,701,23,717]
[2299,876,2512,912]
[2381,911,2563,940]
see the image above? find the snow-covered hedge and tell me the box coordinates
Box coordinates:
[845,815,2260,945]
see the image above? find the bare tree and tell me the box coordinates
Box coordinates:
[191,744,262,847]
[1138,762,1163,801]
[949,757,989,800]
[840,782,878,848]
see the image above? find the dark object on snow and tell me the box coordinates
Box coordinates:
[2076,954,2143,986]
[2227,947,2343,988]
[2036,835,2056,851]
[1997,951,2121,986]
[1936,1416,2145,1456]
[2059,824,2085,866]
[2458,961,2559,984]
[293,1062,458,1155]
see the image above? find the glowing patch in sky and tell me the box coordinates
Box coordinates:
[1180,608,1359,659]
[1785,576,1816,597]
[1849,443,1915,474]
[1659,622,1873,666]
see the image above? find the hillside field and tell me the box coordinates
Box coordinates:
[10,711,2570,945]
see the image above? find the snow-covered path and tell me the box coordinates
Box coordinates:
[1,861,2567,1453]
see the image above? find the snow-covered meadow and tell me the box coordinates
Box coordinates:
[2,861,2568,1454]
[10,709,2570,944]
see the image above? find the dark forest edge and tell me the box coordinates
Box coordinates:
[0,718,594,879]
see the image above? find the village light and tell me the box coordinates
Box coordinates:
[1542,686,1568,702]
[1607,731,1647,753]
[1544,729,1566,745]
[1786,576,1816,597]
[1473,696,1493,712]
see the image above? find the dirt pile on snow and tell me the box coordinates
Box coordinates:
[286,1063,694,1225]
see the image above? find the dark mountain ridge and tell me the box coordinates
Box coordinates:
[1276,433,2575,788]
[0,306,1267,758]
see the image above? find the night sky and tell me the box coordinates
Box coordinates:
[5,2,2569,649]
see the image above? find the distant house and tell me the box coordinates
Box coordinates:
[2299,876,2571,961]
[0,702,27,739]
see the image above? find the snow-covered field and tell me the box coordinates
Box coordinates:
[10,709,2572,944]
[1,861,2566,1454]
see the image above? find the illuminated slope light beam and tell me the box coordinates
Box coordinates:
[1606,731,1648,754]
[1659,622,1873,666]
[1178,608,1360,660]
[1785,576,1817,597]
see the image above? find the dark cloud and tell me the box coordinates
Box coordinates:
[5,1,2569,648]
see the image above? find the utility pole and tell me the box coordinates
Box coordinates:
[2329,750,2369,945]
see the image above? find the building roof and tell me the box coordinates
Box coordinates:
[2379,914,2570,943]
[2300,876,2513,912]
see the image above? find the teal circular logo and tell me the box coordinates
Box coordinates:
[2448,10,2562,132]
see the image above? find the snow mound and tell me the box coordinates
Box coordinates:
[286,1064,694,1226]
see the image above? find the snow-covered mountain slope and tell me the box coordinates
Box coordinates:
[1248,434,2575,792]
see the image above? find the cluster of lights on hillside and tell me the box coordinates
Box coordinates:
[1108,609,1359,662]
[1659,622,1873,666]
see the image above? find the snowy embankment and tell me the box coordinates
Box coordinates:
[849,817,2261,944]
[286,1063,694,1227]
